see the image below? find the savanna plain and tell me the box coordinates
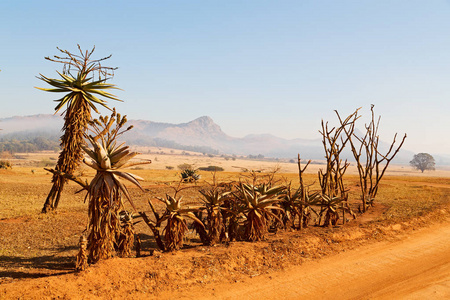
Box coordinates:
[1,149,450,299]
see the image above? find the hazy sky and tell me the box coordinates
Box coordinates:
[1,1,450,155]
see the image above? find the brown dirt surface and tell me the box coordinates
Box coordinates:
[174,218,450,300]
[0,166,449,299]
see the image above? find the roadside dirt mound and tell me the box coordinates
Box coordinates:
[1,206,449,299]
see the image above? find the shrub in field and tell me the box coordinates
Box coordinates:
[280,186,302,229]
[177,163,201,182]
[140,183,205,252]
[0,160,12,169]
[300,191,321,227]
[38,45,121,213]
[180,168,200,183]
[220,189,242,242]
[36,158,54,167]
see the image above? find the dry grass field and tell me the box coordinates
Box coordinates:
[1,151,450,298]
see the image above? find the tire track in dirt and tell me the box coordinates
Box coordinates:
[171,220,450,299]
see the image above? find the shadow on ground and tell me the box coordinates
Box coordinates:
[0,254,75,279]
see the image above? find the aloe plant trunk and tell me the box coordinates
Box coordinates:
[42,98,90,212]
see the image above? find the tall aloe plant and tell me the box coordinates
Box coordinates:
[37,45,121,213]
[82,111,150,263]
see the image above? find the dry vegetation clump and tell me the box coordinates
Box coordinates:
[336,106,406,212]
[0,160,12,169]
[198,165,224,172]
[281,185,321,229]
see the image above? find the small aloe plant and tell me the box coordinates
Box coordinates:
[156,194,204,251]
[299,191,321,228]
[180,167,201,183]
[281,185,303,229]
[319,194,345,227]
[235,182,285,241]
[198,187,231,245]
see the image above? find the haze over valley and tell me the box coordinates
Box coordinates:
[2,113,445,166]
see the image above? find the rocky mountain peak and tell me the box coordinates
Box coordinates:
[184,116,224,135]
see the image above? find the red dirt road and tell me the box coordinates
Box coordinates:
[168,220,450,299]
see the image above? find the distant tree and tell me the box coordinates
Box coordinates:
[198,166,224,172]
[410,153,435,173]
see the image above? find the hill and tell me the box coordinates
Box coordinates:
[0,114,430,165]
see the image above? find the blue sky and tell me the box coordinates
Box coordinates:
[1,1,450,155]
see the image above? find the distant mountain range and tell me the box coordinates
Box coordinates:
[0,114,444,165]
[126,116,324,159]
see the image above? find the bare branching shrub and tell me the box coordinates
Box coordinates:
[317,113,356,226]
[336,105,406,212]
